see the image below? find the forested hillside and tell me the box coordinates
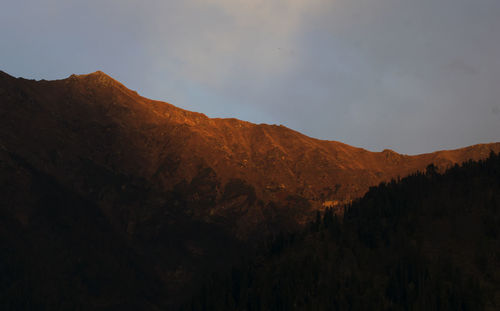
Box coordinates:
[184,152,500,311]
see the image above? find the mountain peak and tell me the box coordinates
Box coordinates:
[91,70,107,76]
[69,70,113,80]
[67,70,130,91]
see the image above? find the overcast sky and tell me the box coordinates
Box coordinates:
[2,0,499,154]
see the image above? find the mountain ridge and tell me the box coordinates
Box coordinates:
[1,69,499,210]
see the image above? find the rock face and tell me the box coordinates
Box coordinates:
[1,70,499,308]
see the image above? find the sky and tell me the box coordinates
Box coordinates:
[1,0,500,154]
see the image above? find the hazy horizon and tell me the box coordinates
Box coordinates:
[2,0,499,154]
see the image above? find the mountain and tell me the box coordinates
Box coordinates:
[1,70,499,309]
[1,70,498,232]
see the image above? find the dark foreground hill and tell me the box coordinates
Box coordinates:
[185,153,500,311]
[1,70,499,309]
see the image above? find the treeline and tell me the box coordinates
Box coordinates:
[182,152,500,311]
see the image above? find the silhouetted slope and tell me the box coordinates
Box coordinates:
[0,149,169,310]
[185,153,500,311]
[0,146,247,309]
